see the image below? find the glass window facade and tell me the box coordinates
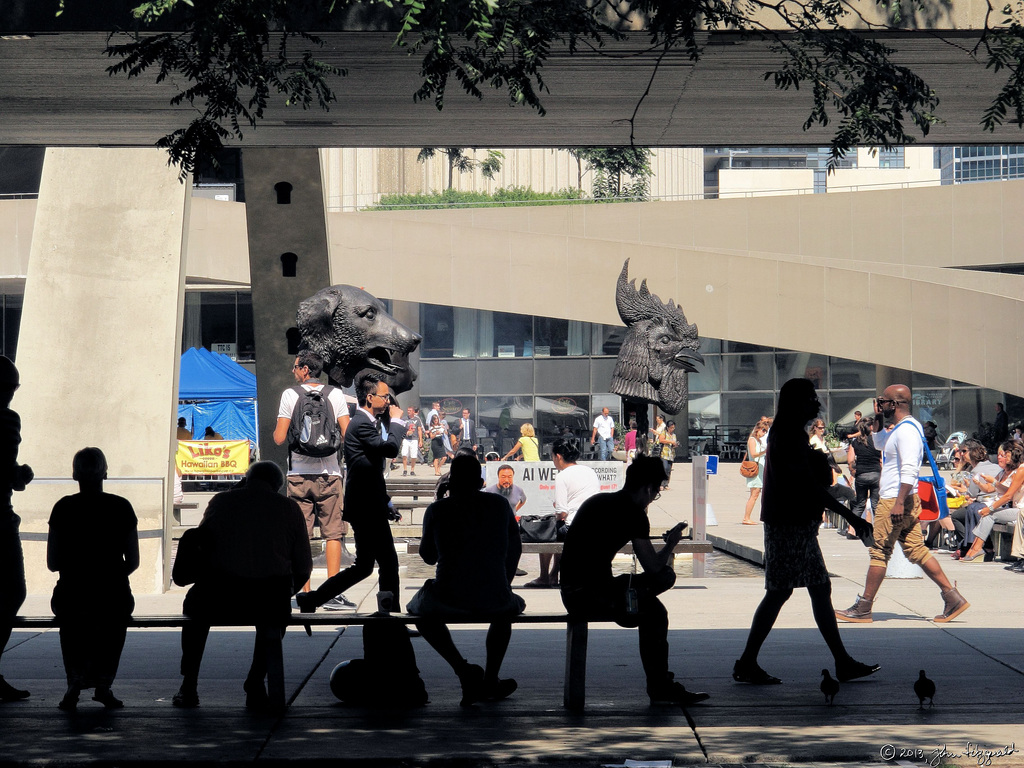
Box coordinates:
[21,283,1007,459]
[950,145,1024,183]
[181,291,255,362]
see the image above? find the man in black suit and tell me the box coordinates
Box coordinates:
[297,374,404,614]
[454,408,479,456]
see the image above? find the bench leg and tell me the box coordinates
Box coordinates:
[564,620,587,711]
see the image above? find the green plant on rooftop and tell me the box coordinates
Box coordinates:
[60,0,1024,179]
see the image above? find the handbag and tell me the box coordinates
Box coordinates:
[519,514,558,543]
[892,421,948,522]
[739,452,759,478]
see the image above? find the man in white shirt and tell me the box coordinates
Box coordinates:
[273,352,354,611]
[590,407,616,461]
[836,384,969,624]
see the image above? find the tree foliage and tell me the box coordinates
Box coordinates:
[84,0,1024,177]
[569,147,653,199]
[416,147,505,189]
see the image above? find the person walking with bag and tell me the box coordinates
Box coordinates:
[835,384,969,624]
[733,379,878,686]
[741,418,769,525]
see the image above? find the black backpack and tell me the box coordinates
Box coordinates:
[287,384,343,458]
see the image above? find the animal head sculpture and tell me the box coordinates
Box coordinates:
[610,260,703,414]
[297,285,422,394]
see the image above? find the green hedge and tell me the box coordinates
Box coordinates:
[368,186,591,210]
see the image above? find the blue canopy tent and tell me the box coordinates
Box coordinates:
[177,347,258,445]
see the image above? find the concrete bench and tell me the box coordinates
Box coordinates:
[12,611,601,711]
[992,522,1015,560]
[407,540,714,556]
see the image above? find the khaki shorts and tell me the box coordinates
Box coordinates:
[869,494,932,568]
[287,474,346,540]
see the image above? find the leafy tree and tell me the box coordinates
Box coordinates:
[416,148,505,190]
[63,0,1024,178]
[568,147,653,200]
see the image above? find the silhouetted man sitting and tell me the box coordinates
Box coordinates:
[172,461,311,713]
[407,454,525,706]
[559,456,709,706]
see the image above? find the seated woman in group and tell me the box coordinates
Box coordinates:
[957,441,1024,562]
[47,447,139,711]
[941,439,998,551]
[501,423,539,462]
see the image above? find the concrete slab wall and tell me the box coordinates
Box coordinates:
[15,148,189,594]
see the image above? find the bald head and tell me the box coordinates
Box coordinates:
[881,384,912,419]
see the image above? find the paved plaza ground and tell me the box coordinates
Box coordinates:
[2,466,1022,767]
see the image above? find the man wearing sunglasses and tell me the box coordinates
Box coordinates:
[297,374,405,614]
[836,385,969,624]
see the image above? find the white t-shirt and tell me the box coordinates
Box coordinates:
[278,384,348,476]
[554,463,601,525]
[593,414,615,440]
[874,417,924,499]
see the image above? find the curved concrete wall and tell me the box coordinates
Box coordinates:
[327,179,1024,396]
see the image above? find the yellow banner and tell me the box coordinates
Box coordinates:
[176,440,251,475]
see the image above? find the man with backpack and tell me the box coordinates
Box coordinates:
[274,351,354,611]
[297,374,405,615]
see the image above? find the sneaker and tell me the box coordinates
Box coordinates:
[648,677,710,706]
[732,659,782,685]
[402,470,408,476]
[172,687,199,708]
[323,594,357,611]
[0,676,30,702]
[933,583,969,623]
[482,678,518,701]
[835,595,873,623]
[92,688,124,709]
[836,659,880,682]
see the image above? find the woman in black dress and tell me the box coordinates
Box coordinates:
[733,378,878,686]
[48,447,139,711]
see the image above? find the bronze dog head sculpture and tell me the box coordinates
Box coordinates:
[610,260,703,415]
[297,285,422,394]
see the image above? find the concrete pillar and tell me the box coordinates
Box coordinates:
[243,149,332,469]
[16,148,190,594]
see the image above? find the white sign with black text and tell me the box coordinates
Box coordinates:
[483,461,624,518]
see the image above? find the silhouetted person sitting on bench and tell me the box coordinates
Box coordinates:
[172,461,312,712]
[48,447,139,711]
[0,356,33,703]
[560,455,710,706]
[407,453,525,706]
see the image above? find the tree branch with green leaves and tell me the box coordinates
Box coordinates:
[77,0,1024,177]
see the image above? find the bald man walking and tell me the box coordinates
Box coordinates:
[836,384,969,624]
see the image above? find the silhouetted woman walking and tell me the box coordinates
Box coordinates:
[733,379,879,686]
[48,447,139,711]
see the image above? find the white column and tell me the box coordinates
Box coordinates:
[16,148,190,595]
